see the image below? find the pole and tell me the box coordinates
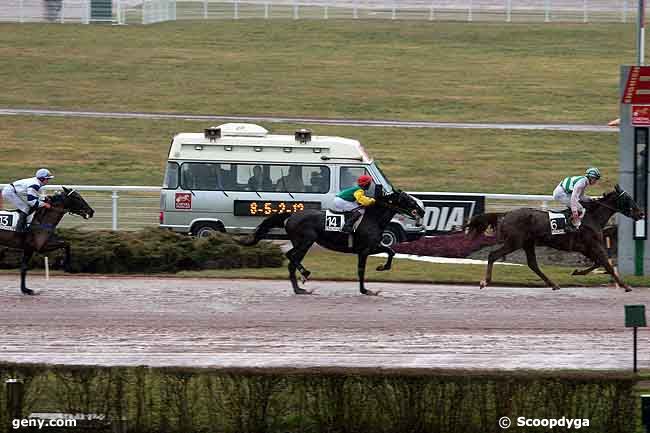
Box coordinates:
[6,379,24,425]
[111,190,119,231]
[634,326,638,372]
[639,0,646,65]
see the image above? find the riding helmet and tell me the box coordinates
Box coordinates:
[585,167,601,180]
[357,175,373,187]
[35,168,55,180]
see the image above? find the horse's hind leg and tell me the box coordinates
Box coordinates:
[523,243,560,290]
[480,241,520,289]
[285,241,316,295]
[20,249,35,296]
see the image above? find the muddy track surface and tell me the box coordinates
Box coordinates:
[0,275,647,370]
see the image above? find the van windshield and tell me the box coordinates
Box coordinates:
[371,162,394,193]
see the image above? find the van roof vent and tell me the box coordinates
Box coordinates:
[217,123,268,137]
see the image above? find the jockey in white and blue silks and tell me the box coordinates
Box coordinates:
[552,167,601,231]
[1,168,54,232]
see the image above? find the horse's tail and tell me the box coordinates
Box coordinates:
[465,212,504,239]
[237,213,292,246]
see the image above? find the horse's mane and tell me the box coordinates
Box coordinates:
[582,189,618,210]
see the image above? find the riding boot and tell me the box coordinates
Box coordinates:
[342,210,362,234]
[562,209,578,232]
[15,211,28,233]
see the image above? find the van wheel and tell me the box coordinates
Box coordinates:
[191,222,225,238]
[381,226,403,248]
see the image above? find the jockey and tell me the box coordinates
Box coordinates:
[552,167,601,232]
[1,168,54,232]
[334,174,376,233]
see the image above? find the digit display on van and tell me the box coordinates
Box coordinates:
[234,200,321,216]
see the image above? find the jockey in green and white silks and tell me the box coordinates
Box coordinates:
[552,167,601,231]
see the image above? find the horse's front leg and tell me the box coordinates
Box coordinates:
[20,249,35,295]
[372,244,395,272]
[571,263,599,276]
[588,245,631,292]
[358,252,380,296]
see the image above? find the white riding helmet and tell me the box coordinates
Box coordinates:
[35,168,54,180]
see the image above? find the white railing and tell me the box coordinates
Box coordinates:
[144,0,637,23]
[0,184,560,231]
[0,0,639,24]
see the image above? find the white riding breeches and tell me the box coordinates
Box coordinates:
[552,185,584,213]
[334,197,361,212]
[1,185,30,213]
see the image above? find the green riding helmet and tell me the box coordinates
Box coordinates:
[585,167,601,180]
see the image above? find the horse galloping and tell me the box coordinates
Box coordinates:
[0,187,94,295]
[239,189,425,295]
[465,185,644,291]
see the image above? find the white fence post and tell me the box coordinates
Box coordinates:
[203,0,208,18]
[583,0,588,23]
[468,0,473,21]
[19,0,24,23]
[353,0,358,19]
[391,0,396,19]
[544,0,551,22]
[61,0,65,23]
[506,0,511,22]
[264,2,269,19]
[429,2,434,20]
[234,0,239,19]
[622,0,628,23]
[293,0,298,19]
[111,190,119,231]
[324,4,328,19]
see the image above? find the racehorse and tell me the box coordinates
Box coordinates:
[239,189,425,295]
[0,187,94,295]
[465,185,644,292]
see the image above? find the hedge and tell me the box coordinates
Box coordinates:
[0,229,283,273]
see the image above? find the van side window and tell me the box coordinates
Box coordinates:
[163,162,179,189]
[339,167,369,190]
[181,163,220,190]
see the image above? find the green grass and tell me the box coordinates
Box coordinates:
[0,21,643,123]
[0,115,620,194]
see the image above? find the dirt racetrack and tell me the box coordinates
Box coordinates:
[0,275,648,370]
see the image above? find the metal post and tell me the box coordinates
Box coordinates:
[506,0,511,23]
[19,0,24,23]
[234,0,239,19]
[203,0,207,18]
[293,2,298,19]
[639,0,646,65]
[544,0,550,22]
[264,2,269,19]
[353,0,357,19]
[111,190,119,231]
[61,0,65,23]
[583,0,588,23]
[634,326,638,372]
[391,0,396,19]
[429,3,434,20]
[468,0,472,21]
[6,379,24,424]
[324,4,328,19]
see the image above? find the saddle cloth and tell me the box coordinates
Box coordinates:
[547,211,567,235]
[0,210,20,232]
[325,209,364,232]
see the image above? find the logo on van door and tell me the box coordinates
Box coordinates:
[175,193,192,210]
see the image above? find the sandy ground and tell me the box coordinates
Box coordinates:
[0,274,648,370]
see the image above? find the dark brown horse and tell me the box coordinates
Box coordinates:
[0,187,94,295]
[465,185,644,291]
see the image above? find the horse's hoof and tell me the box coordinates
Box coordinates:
[571,269,579,275]
[294,288,314,295]
[363,289,381,296]
[552,286,561,291]
[21,288,36,296]
[624,286,633,292]
[479,280,487,289]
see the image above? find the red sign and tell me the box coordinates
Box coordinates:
[175,192,192,209]
[622,66,650,104]
[632,105,650,125]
